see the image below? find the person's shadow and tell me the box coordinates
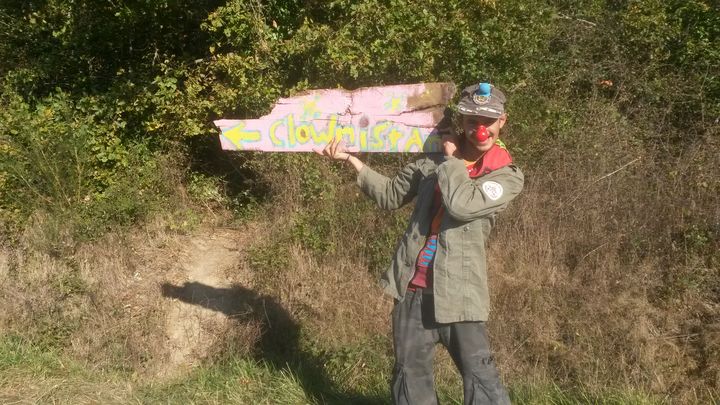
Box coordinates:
[161,281,386,404]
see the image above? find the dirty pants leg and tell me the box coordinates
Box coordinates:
[439,322,511,405]
[391,288,440,405]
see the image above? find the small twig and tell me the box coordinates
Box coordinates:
[579,242,609,263]
[660,333,700,340]
[593,157,642,183]
[509,336,531,359]
[557,13,597,27]
[563,157,642,208]
[262,299,272,329]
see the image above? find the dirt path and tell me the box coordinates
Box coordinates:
[156,230,246,377]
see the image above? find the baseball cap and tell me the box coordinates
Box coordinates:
[457,82,506,118]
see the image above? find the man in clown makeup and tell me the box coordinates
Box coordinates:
[318,82,523,405]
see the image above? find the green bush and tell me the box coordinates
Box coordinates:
[0,87,177,249]
[0,1,718,401]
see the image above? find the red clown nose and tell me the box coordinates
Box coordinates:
[476,125,490,143]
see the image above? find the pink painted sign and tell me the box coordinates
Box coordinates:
[214,82,456,153]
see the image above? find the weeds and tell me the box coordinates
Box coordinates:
[0,0,718,403]
[0,335,673,404]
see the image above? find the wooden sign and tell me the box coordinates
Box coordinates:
[214,82,455,153]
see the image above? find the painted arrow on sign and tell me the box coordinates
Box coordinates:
[214,82,456,153]
[221,123,261,150]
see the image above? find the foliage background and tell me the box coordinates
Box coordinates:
[0,0,718,403]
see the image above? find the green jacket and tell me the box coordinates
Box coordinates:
[357,154,524,323]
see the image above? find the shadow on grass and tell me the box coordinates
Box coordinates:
[161,281,387,404]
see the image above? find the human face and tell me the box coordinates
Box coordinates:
[461,113,506,152]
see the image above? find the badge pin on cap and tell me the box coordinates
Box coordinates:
[472,83,492,105]
[473,83,492,143]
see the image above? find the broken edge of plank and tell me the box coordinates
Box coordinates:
[214,82,456,153]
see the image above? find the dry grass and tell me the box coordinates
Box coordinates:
[244,213,392,347]
[1,218,256,378]
[487,100,719,402]
[0,97,717,403]
[0,376,133,405]
[228,97,719,403]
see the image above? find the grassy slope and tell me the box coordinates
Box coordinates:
[2,1,718,403]
[0,336,668,405]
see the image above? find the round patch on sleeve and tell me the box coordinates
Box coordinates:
[481,181,504,201]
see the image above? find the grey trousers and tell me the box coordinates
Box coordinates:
[391,289,511,405]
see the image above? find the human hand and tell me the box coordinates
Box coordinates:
[313,137,351,161]
[442,133,459,157]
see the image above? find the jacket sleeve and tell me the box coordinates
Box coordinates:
[356,159,424,210]
[437,157,524,221]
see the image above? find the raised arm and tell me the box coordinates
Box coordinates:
[314,138,423,210]
[437,157,524,221]
[355,161,423,210]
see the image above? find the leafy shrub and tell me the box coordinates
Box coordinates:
[0,87,177,249]
[0,0,718,401]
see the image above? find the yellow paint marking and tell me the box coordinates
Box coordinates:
[224,123,261,149]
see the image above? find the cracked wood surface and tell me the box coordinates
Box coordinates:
[215,82,455,153]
